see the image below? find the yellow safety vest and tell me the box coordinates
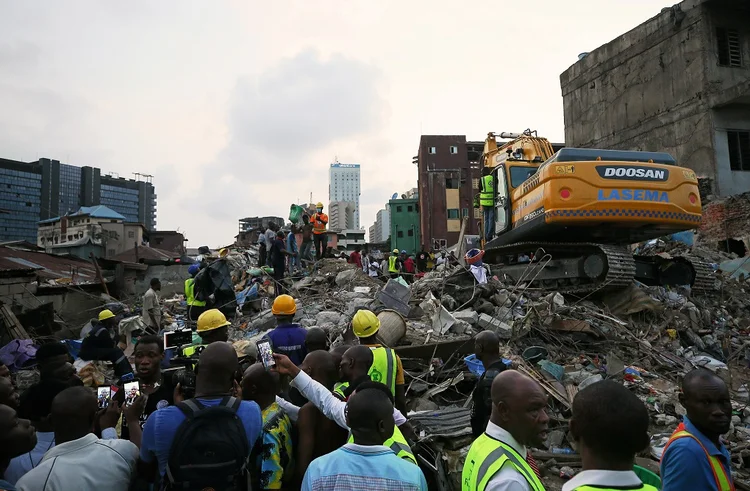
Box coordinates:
[181,343,206,358]
[462,433,546,491]
[184,278,206,307]
[333,382,348,400]
[479,175,494,207]
[663,428,735,491]
[573,487,657,491]
[368,346,398,396]
[347,425,416,465]
[388,256,399,273]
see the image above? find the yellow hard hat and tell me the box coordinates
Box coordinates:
[197,309,231,332]
[219,248,228,257]
[352,309,380,338]
[98,309,115,321]
[272,294,297,315]
[393,249,399,254]
[316,202,324,208]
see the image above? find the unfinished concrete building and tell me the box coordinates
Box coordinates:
[560,0,750,197]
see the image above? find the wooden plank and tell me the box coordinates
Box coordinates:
[0,304,29,339]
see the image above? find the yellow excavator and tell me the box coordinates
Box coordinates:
[479,130,712,293]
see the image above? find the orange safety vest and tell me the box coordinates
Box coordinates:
[661,422,735,491]
[312,213,328,234]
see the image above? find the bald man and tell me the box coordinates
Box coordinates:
[334,345,374,400]
[294,351,348,485]
[16,387,138,491]
[661,369,733,491]
[138,342,263,485]
[462,370,548,491]
[242,364,293,489]
[471,331,506,437]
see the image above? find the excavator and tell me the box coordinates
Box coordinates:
[480,130,713,293]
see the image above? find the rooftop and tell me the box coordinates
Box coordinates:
[38,205,126,224]
[0,245,99,284]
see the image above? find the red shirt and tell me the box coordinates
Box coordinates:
[349,251,362,268]
[404,257,415,273]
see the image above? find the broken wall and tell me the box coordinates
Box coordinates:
[560,1,716,180]
[135,264,191,296]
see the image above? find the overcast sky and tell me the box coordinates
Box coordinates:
[0,1,664,247]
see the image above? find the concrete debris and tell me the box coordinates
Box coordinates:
[453,309,478,325]
[477,313,513,339]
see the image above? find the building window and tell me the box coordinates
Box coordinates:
[407,229,414,237]
[446,178,459,189]
[474,208,483,219]
[728,131,750,171]
[462,208,469,217]
[396,206,402,212]
[397,231,404,238]
[428,146,436,154]
[128,231,135,238]
[717,27,742,67]
[407,205,413,212]
[450,146,458,154]
[447,208,460,219]
[472,178,480,190]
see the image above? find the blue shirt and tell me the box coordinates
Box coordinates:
[140,397,263,478]
[4,431,55,485]
[660,416,733,491]
[302,443,427,491]
[286,233,298,254]
[265,324,308,366]
[0,479,17,491]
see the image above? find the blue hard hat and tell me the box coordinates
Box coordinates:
[400,250,407,254]
[188,264,200,276]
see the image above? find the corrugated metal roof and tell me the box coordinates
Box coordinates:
[76,205,125,220]
[0,246,98,283]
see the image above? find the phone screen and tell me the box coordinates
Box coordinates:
[164,329,193,349]
[123,381,141,406]
[257,340,275,370]
[97,386,111,409]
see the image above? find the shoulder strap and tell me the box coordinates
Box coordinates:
[219,395,242,412]
[176,398,204,418]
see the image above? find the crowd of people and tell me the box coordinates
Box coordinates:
[0,290,737,490]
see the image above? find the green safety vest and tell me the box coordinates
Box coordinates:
[181,343,206,358]
[347,425,416,465]
[573,487,658,491]
[388,256,399,273]
[368,347,398,396]
[184,278,206,307]
[462,433,546,491]
[480,175,495,207]
[333,382,348,400]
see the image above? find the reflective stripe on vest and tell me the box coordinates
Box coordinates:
[184,278,206,307]
[369,347,397,396]
[462,433,546,491]
[313,213,328,234]
[388,256,399,273]
[333,382,348,400]
[480,175,494,207]
[662,429,735,491]
[181,344,205,358]
[347,424,416,465]
[573,486,658,491]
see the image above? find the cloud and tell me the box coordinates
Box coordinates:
[195,49,388,234]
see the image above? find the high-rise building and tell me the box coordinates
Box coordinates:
[416,136,483,249]
[328,163,361,229]
[375,207,390,243]
[0,157,157,243]
[328,201,356,231]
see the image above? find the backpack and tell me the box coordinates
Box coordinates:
[165,396,250,491]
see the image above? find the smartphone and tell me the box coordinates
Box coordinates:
[97,386,111,409]
[123,381,141,406]
[164,329,193,349]
[256,340,275,370]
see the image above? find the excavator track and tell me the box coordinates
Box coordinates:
[485,242,715,294]
[484,242,636,294]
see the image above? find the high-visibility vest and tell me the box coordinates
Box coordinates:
[572,487,657,491]
[662,424,735,491]
[480,175,494,207]
[462,433,546,491]
[333,382,348,400]
[368,347,398,396]
[388,256,399,273]
[312,213,328,234]
[347,424,416,465]
[181,343,206,358]
[184,278,206,307]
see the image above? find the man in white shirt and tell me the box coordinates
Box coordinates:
[562,380,654,491]
[141,278,162,332]
[462,370,548,491]
[16,387,139,491]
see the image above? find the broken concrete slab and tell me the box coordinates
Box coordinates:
[432,305,456,335]
[346,297,372,315]
[453,309,478,325]
[477,313,512,339]
[315,311,342,326]
[335,269,360,287]
[450,319,471,335]
[378,279,412,317]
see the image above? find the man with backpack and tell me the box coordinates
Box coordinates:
[138,342,263,490]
